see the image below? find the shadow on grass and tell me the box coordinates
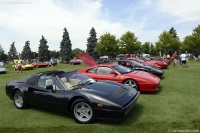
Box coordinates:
[28,103,144,125]
[160,76,165,80]
[29,106,71,119]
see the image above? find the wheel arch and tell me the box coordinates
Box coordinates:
[12,88,24,99]
[68,96,91,113]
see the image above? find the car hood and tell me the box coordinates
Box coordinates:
[142,65,163,74]
[77,53,98,67]
[81,81,139,106]
[23,64,34,67]
[124,70,160,83]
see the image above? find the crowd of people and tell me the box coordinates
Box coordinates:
[164,51,194,68]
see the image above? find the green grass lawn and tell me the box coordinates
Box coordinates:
[0,61,200,133]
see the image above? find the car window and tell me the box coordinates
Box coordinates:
[96,67,113,74]
[26,76,39,86]
[87,67,97,73]
[112,65,131,74]
[58,71,94,88]
[37,75,47,89]
[37,75,63,91]
[118,61,126,66]
[129,60,143,67]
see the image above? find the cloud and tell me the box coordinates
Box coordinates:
[155,0,200,23]
[0,0,117,52]
[0,0,200,54]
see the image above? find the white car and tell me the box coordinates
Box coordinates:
[0,66,7,74]
[142,53,150,59]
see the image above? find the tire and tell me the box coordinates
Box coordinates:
[71,99,95,124]
[13,90,28,109]
[123,79,139,91]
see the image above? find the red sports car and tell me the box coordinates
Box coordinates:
[32,61,48,68]
[70,59,81,65]
[143,58,168,69]
[43,61,52,66]
[155,58,171,64]
[129,58,162,69]
[78,54,160,92]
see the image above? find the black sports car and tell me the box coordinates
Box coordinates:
[5,70,140,124]
[117,60,164,78]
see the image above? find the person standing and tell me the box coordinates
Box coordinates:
[172,51,178,68]
[167,54,171,59]
[194,53,199,61]
[17,59,22,73]
[163,53,167,60]
[180,51,188,68]
[53,57,57,66]
[50,57,54,66]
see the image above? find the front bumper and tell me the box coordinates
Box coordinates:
[93,91,140,121]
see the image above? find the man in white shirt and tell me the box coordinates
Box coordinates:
[180,51,188,68]
[17,60,22,73]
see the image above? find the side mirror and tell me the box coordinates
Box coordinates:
[110,71,118,75]
[46,85,53,90]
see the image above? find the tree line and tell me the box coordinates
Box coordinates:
[0,24,200,62]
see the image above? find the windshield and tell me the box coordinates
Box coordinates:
[129,60,143,66]
[112,65,132,74]
[57,71,95,89]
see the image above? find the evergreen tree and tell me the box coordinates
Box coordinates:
[0,44,7,61]
[60,28,72,63]
[38,35,50,62]
[21,41,32,61]
[8,42,18,60]
[169,27,179,39]
[86,27,98,58]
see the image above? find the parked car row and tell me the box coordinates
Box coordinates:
[1,58,82,74]
[77,54,171,93]
[12,59,54,71]
[4,54,170,124]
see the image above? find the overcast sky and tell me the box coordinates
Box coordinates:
[1,0,200,53]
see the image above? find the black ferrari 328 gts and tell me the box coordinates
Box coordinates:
[6,70,140,123]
